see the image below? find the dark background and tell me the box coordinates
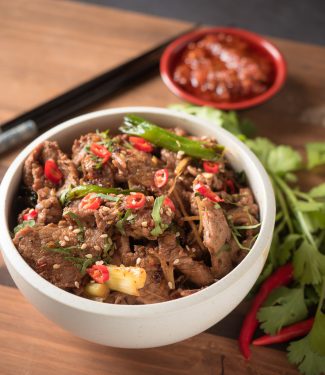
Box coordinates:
[77,0,325,45]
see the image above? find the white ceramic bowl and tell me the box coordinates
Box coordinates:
[0,107,275,348]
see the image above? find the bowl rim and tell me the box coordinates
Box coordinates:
[160,27,287,110]
[0,106,275,317]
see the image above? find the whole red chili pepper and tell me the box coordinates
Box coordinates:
[239,263,294,360]
[252,317,314,346]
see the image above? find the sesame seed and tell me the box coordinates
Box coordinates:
[136,257,141,265]
[74,281,80,288]
[185,245,191,251]
[175,232,180,237]
[96,260,104,265]
[73,228,81,234]
[59,240,66,247]
[173,259,180,265]
[177,150,185,159]
[69,225,73,230]
[141,221,148,227]
[100,234,108,238]
[81,243,87,250]
[94,245,101,251]
[85,254,93,259]
[64,235,69,242]
[53,264,60,269]
[168,281,173,289]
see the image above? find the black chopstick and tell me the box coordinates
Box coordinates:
[0,25,197,154]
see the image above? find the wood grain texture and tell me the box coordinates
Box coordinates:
[0,285,299,375]
[0,1,324,374]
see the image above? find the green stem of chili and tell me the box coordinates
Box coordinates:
[120,115,224,160]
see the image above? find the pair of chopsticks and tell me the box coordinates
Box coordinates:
[0,26,197,154]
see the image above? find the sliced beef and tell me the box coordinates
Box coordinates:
[136,247,171,304]
[110,234,135,266]
[72,133,115,187]
[161,149,177,170]
[235,188,259,218]
[158,232,214,287]
[201,198,232,278]
[23,141,79,193]
[35,187,62,224]
[229,236,247,265]
[111,147,159,189]
[13,223,105,289]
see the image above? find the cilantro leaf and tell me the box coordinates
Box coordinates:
[277,233,302,265]
[288,336,325,375]
[245,137,276,167]
[115,209,136,235]
[257,287,308,334]
[168,104,255,137]
[13,220,36,234]
[293,240,325,285]
[150,195,168,237]
[267,146,302,175]
[288,282,325,375]
[306,142,325,169]
[309,183,325,199]
[295,201,325,213]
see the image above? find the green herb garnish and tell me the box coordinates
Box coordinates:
[115,209,136,235]
[13,220,36,234]
[150,195,169,237]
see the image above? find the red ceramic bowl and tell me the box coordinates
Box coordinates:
[160,27,287,110]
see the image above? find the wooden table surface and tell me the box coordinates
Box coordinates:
[1,1,324,374]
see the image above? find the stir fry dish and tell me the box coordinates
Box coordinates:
[12,115,260,304]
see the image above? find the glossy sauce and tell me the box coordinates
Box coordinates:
[173,33,274,103]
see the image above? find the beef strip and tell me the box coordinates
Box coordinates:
[13,222,105,289]
[111,147,159,190]
[110,234,135,266]
[35,187,62,224]
[158,232,214,287]
[23,141,79,193]
[235,188,259,218]
[200,198,232,278]
[136,247,171,304]
[72,133,115,187]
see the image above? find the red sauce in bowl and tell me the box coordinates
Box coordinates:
[173,33,274,103]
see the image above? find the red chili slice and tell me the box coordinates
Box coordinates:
[164,197,176,212]
[44,159,63,184]
[79,193,102,210]
[125,193,146,210]
[90,143,111,163]
[87,264,109,284]
[154,168,169,188]
[129,136,153,153]
[194,182,224,203]
[23,209,38,221]
[203,161,219,174]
